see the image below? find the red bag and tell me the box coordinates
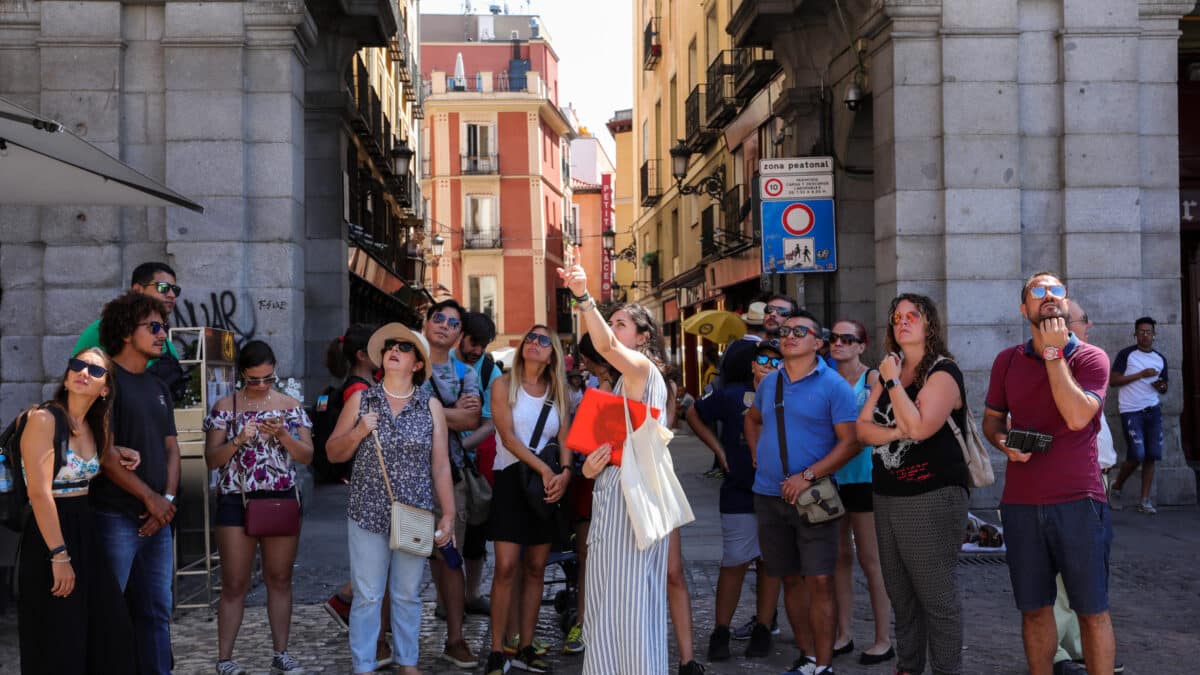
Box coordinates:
[565,388,661,467]
[243,490,301,538]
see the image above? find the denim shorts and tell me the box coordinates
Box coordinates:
[1000,498,1112,615]
[1119,404,1163,462]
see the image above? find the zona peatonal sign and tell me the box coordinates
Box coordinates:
[759,157,836,273]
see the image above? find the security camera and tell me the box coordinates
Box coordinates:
[844,81,863,111]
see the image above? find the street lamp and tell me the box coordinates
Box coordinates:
[391,143,415,178]
[431,233,445,259]
[602,227,616,251]
[669,139,726,201]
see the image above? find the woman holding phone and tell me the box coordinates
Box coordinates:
[204,340,313,675]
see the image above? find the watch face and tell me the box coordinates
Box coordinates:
[1042,346,1061,360]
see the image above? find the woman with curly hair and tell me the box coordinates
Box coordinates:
[855,294,970,675]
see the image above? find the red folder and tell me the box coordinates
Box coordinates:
[566,387,661,467]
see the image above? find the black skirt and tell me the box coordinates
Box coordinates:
[18,494,136,675]
[489,463,556,546]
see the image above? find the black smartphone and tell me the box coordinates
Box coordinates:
[1006,429,1053,454]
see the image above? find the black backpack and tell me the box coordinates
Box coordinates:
[309,376,370,484]
[0,403,72,532]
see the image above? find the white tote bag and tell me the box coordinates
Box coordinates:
[618,394,695,550]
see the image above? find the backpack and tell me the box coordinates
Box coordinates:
[0,403,72,531]
[309,376,370,484]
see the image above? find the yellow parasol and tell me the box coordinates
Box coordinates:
[682,310,747,344]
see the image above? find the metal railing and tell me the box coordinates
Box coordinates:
[706,50,742,128]
[733,47,779,99]
[464,228,502,249]
[643,17,661,70]
[461,153,499,175]
[640,160,662,207]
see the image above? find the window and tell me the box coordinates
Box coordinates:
[669,77,678,145]
[687,39,697,90]
[465,123,493,159]
[464,195,498,247]
[671,208,679,260]
[641,120,650,163]
[469,276,498,322]
[705,9,718,63]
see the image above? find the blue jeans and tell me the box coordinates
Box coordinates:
[1000,499,1112,615]
[347,519,426,671]
[94,510,174,675]
[1119,404,1163,462]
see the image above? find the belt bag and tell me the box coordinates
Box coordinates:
[774,374,844,524]
[242,489,301,538]
[374,430,434,556]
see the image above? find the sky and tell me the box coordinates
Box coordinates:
[419,0,632,161]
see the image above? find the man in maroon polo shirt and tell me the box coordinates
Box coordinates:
[983,271,1114,675]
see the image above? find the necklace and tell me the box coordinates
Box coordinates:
[241,390,272,410]
[382,382,416,399]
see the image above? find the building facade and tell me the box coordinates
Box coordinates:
[418,12,574,345]
[606,109,637,302]
[570,132,617,303]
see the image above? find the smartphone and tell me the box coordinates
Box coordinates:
[1006,429,1052,454]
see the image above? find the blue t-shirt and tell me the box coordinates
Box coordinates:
[834,370,875,486]
[451,350,503,421]
[752,359,858,497]
[693,382,757,514]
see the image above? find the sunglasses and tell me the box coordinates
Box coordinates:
[431,312,462,330]
[244,374,278,386]
[138,321,169,335]
[68,357,108,379]
[891,310,922,326]
[830,332,862,345]
[1028,285,1066,300]
[1069,314,1090,325]
[524,332,553,348]
[151,281,182,296]
[777,325,815,338]
[382,339,417,354]
[764,305,792,316]
[754,354,783,368]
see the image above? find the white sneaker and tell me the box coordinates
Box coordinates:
[1138,499,1157,515]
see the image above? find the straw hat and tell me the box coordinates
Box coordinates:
[366,323,430,368]
[743,301,766,327]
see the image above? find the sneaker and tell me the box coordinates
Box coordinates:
[745,622,773,658]
[441,641,479,669]
[215,660,248,675]
[732,617,756,640]
[504,635,550,657]
[782,654,817,675]
[1114,661,1126,674]
[270,651,305,675]
[1054,660,1088,675]
[679,660,706,675]
[1108,485,1123,510]
[563,623,585,654]
[466,595,492,615]
[374,641,394,669]
[1138,498,1157,515]
[485,651,511,675]
[511,645,550,673]
[707,625,731,661]
[323,593,351,631]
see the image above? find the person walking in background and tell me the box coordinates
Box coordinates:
[204,340,313,675]
[325,324,455,675]
[17,349,137,674]
[857,295,970,675]
[983,272,1114,675]
[484,325,573,674]
[827,319,893,666]
[1108,316,1168,514]
[88,291,180,675]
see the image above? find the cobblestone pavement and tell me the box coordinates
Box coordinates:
[2,430,1198,674]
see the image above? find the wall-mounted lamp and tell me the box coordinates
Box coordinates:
[669,140,725,201]
[391,143,415,177]
[602,227,638,264]
[431,233,445,259]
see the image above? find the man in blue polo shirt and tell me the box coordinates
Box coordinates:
[745,310,859,675]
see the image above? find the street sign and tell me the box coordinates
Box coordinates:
[761,199,837,273]
[758,157,834,176]
[760,174,834,200]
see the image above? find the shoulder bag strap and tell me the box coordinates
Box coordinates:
[479,355,495,393]
[372,429,397,504]
[774,374,790,479]
[528,398,554,450]
[429,373,453,407]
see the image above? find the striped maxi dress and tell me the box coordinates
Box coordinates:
[583,368,671,675]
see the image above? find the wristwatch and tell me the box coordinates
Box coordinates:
[1042,346,1063,362]
[801,468,817,482]
[884,378,900,390]
[164,494,176,503]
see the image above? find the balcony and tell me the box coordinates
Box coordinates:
[726,0,806,49]
[700,204,718,259]
[461,153,499,175]
[640,160,662,207]
[720,184,752,252]
[643,17,662,70]
[684,85,720,152]
[464,227,502,249]
[706,50,743,128]
[734,47,780,100]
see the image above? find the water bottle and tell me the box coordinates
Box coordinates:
[0,460,11,493]
[434,530,463,570]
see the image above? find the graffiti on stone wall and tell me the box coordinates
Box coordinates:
[172,290,258,347]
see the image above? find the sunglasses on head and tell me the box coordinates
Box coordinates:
[764,305,791,316]
[755,354,783,368]
[382,339,417,355]
[151,281,182,296]
[68,357,108,379]
[524,332,553,348]
[431,312,461,330]
[138,320,169,335]
[830,332,861,345]
[1028,284,1066,300]
[891,310,922,326]
[243,373,278,386]
[777,325,815,338]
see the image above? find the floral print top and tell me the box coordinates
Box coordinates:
[349,384,436,535]
[203,406,312,495]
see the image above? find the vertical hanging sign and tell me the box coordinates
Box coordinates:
[601,173,614,301]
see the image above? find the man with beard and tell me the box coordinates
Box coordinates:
[983,272,1114,675]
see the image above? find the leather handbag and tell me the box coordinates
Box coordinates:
[518,399,562,522]
[933,356,996,488]
[460,461,492,526]
[774,374,845,524]
[233,397,301,537]
[373,430,434,556]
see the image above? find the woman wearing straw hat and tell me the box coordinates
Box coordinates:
[327,323,456,675]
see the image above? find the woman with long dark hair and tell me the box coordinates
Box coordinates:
[558,246,703,675]
[18,348,136,674]
[855,294,970,675]
[484,325,573,673]
[204,340,313,675]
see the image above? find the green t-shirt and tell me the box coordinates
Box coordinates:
[74,318,179,363]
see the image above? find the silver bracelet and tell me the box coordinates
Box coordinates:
[576,298,596,313]
[51,556,72,564]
